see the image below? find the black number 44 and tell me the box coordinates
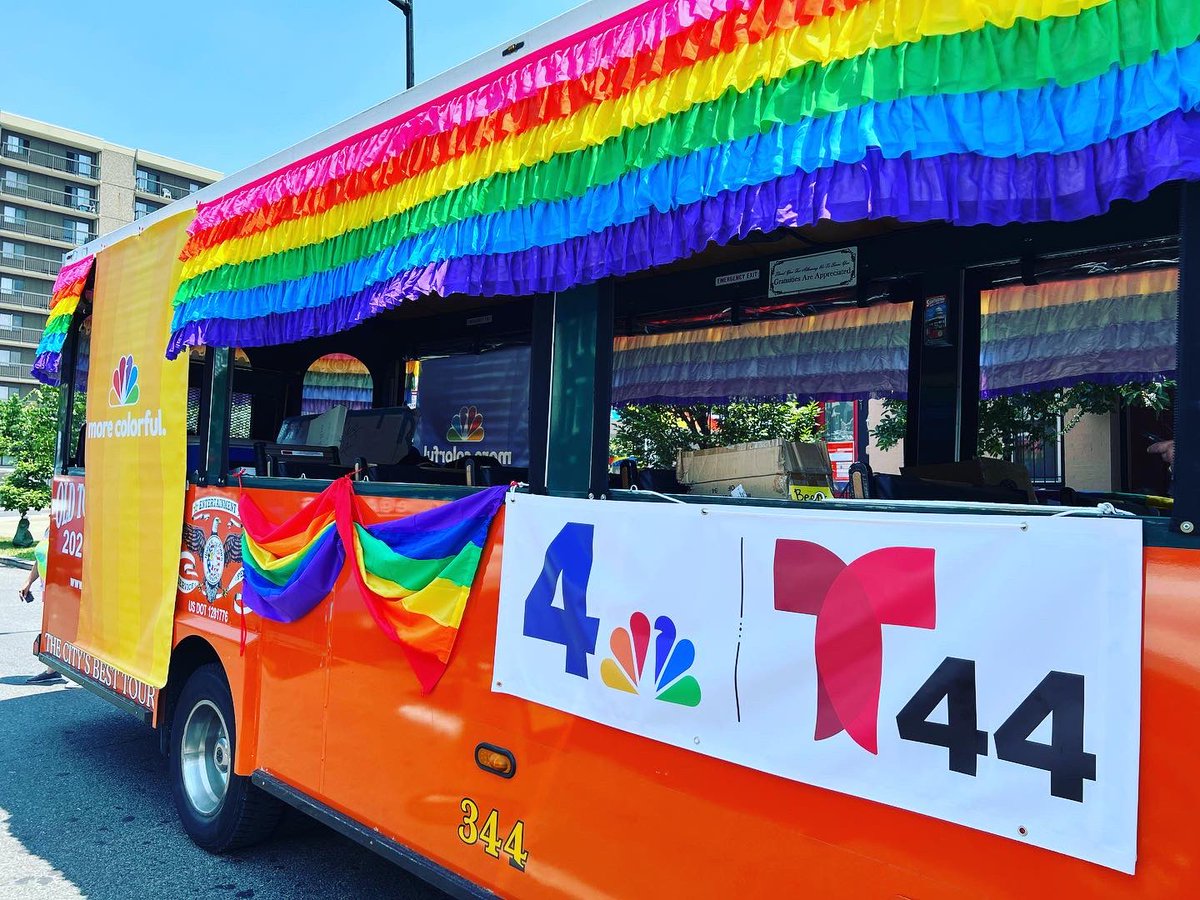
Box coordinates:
[896,658,1098,802]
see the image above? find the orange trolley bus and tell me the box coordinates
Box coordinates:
[28,0,1200,896]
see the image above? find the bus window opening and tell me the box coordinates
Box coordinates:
[608,236,1180,514]
[203,296,533,488]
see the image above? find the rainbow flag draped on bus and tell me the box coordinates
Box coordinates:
[240,481,507,692]
[149,0,1200,357]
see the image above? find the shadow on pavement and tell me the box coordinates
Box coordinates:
[0,687,443,899]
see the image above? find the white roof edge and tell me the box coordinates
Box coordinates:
[133,149,223,183]
[0,109,136,155]
[66,0,631,265]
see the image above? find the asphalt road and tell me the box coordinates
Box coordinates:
[0,565,448,900]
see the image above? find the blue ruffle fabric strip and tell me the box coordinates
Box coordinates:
[167,107,1200,357]
[172,43,1200,330]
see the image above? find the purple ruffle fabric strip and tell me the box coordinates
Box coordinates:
[31,352,60,387]
[166,110,1200,357]
[982,348,1177,397]
[981,370,1176,399]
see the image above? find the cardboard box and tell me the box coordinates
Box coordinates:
[677,439,833,499]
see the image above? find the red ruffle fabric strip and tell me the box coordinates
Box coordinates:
[182,0,859,256]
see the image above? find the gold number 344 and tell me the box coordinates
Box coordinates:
[459,798,529,871]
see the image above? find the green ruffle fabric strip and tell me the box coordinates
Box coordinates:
[40,315,72,339]
[174,0,1199,305]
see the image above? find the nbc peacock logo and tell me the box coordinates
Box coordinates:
[600,612,701,707]
[447,405,485,443]
[108,354,140,408]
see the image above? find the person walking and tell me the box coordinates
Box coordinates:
[19,528,63,686]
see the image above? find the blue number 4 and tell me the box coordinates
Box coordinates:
[522,523,600,678]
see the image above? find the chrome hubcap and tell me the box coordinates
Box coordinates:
[180,699,230,817]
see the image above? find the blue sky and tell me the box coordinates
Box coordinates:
[3,0,579,176]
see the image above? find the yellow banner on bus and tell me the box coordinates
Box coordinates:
[76,213,191,689]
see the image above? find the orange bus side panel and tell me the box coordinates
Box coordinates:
[208,488,1200,899]
[47,480,1196,897]
[43,474,84,647]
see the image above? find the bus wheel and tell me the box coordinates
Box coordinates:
[169,663,281,852]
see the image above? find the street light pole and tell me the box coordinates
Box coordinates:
[386,0,416,90]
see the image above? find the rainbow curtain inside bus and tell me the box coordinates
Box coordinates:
[301,353,374,415]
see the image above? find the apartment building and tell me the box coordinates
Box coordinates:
[0,111,221,398]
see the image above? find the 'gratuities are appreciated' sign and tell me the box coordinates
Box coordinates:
[769,248,858,297]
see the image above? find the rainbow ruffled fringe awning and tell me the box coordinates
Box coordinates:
[241,479,506,692]
[154,0,1200,357]
[32,255,95,385]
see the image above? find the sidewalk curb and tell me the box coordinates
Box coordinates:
[0,557,33,571]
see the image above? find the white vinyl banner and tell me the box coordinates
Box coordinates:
[493,494,1144,873]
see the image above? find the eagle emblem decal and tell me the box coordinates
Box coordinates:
[179,496,245,610]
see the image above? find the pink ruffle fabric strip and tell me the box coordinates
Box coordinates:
[188,0,757,235]
[51,255,96,300]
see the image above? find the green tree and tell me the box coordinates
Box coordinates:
[0,388,65,543]
[871,380,1174,457]
[612,399,824,470]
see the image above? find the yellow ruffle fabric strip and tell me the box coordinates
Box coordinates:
[180,0,1110,282]
[45,294,81,325]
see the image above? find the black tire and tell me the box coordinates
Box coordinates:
[169,663,282,852]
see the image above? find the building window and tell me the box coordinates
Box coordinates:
[0,386,19,401]
[3,170,28,191]
[66,185,93,211]
[1,241,24,259]
[0,349,25,364]
[134,199,160,220]
[62,219,90,245]
[3,136,27,157]
[0,277,21,294]
[1,205,24,225]
[0,313,23,329]
[135,169,159,195]
[67,150,94,178]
